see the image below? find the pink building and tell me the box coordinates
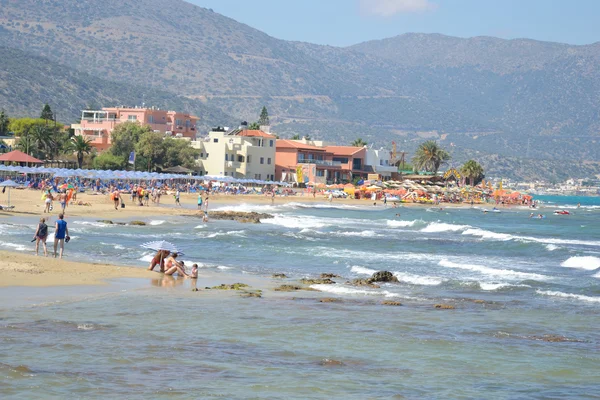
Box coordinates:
[275,140,367,184]
[72,107,200,151]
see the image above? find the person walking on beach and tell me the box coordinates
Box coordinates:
[43,191,53,213]
[59,191,67,213]
[175,189,181,206]
[197,193,203,210]
[33,217,49,257]
[111,189,121,210]
[53,213,69,259]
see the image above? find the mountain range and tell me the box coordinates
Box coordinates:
[0,0,599,181]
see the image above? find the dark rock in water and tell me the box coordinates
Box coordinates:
[273,284,315,292]
[129,220,146,226]
[97,220,114,224]
[319,297,342,303]
[300,278,335,285]
[191,288,200,292]
[369,271,398,283]
[434,304,455,309]
[318,358,345,366]
[320,273,341,278]
[211,283,249,290]
[272,273,288,278]
[530,334,581,343]
[382,301,403,306]
[202,211,274,223]
[240,291,262,298]
[348,278,380,289]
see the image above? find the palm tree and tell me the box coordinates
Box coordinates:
[412,140,451,174]
[460,159,484,186]
[351,138,368,147]
[71,135,93,168]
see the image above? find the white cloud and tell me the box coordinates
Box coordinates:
[359,0,437,17]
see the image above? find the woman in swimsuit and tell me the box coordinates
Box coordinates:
[148,250,170,272]
[164,253,189,277]
[33,217,49,257]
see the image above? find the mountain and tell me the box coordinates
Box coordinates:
[0,0,599,180]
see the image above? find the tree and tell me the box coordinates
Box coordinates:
[291,134,301,140]
[460,159,484,186]
[40,103,54,121]
[258,106,269,126]
[8,118,48,137]
[135,131,166,171]
[0,109,9,136]
[248,122,260,130]
[93,152,126,170]
[110,122,152,160]
[351,138,367,147]
[71,135,93,169]
[162,138,199,169]
[412,140,451,174]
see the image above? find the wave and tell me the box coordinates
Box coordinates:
[394,272,444,286]
[560,256,600,271]
[310,284,405,298]
[350,265,377,275]
[148,220,165,226]
[463,228,600,247]
[421,222,470,233]
[387,219,422,228]
[545,244,560,251]
[1,242,28,251]
[210,203,285,213]
[194,224,207,229]
[332,230,382,238]
[204,230,247,239]
[261,215,328,229]
[462,228,513,241]
[479,282,531,291]
[536,290,600,303]
[100,242,126,250]
[73,221,113,228]
[439,259,548,281]
[289,202,361,210]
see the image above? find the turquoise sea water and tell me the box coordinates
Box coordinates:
[1,196,599,398]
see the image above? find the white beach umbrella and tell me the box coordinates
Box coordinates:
[0,179,21,207]
[140,240,185,255]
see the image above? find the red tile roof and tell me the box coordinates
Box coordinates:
[324,146,365,156]
[276,140,327,151]
[0,150,44,163]
[237,129,276,138]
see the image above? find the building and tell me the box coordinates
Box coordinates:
[71,107,200,151]
[190,128,276,180]
[365,148,397,181]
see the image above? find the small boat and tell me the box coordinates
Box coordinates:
[554,210,570,215]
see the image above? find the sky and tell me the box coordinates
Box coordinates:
[189,0,600,47]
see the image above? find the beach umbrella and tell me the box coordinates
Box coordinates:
[0,179,21,207]
[140,240,185,256]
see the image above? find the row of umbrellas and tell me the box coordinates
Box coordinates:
[0,164,292,186]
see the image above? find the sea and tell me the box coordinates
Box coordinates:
[1,195,599,399]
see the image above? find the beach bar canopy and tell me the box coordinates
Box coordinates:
[0,150,43,165]
[0,164,291,186]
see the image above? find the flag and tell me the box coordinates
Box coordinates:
[128,151,136,165]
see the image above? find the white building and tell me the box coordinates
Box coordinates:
[190,128,276,180]
[365,148,397,180]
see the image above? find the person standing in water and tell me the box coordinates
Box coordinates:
[33,217,49,257]
[53,213,69,259]
[197,193,203,210]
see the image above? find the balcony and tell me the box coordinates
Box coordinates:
[297,159,342,167]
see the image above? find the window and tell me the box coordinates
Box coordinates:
[267,158,271,165]
[225,154,229,161]
[213,138,218,143]
[128,115,137,121]
[237,155,245,162]
[148,115,155,124]
[333,157,349,164]
[185,120,190,128]
[260,157,264,164]
[316,170,324,177]
[200,152,204,158]
[247,155,251,163]
[269,140,274,147]
[176,119,183,126]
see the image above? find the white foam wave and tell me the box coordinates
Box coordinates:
[421,222,470,233]
[462,228,513,241]
[194,224,207,229]
[210,203,284,213]
[393,272,444,286]
[138,254,154,263]
[217,266,233,270]
[261,215,327,229]
[100,242,126,250]
[1,242,28,251]
[149,220,165,226]
[536,290,600,303]
[333,230,381,238]
[439,259,547,280]
[560,256,600,271]
[74,221,112,228]
[350,265,377,275]
[387,219,421,228]
[205,230,246,239]
[545,244,559,251]
[479,282,531,291]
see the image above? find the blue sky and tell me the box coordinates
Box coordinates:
[189,0,600,47]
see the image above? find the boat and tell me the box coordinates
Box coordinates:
[554,210,570,215]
